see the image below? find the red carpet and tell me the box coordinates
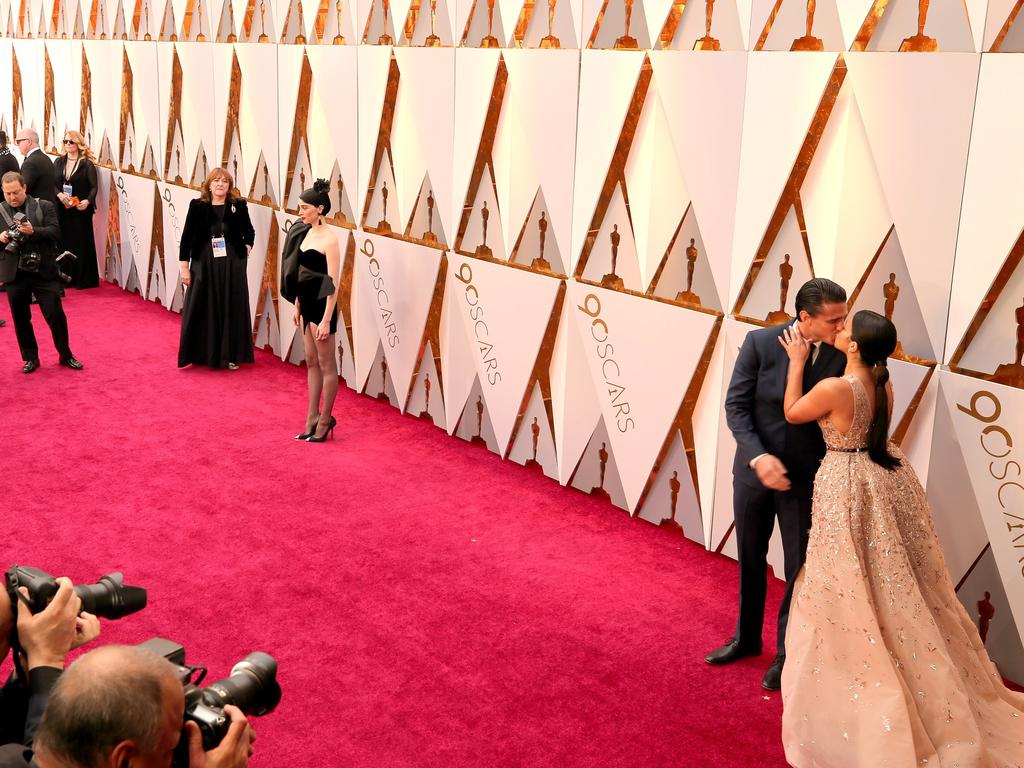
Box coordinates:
[1,284,787,767]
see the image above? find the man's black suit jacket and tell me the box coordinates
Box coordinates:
[19,151,57,204]
[0,197,62,284]
[725,322,847,489]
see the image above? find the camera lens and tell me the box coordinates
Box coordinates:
[74,573,147,619]
[202,652,282,716]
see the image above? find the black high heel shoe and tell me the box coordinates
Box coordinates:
[294,420,318,440]
[306,416,337,443]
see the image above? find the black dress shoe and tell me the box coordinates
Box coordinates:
[60,356,84,370]
[705,638,761,665]
[22,359,39,374]
[762,654,785,691]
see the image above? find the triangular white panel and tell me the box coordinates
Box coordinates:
[452,48,501,246]
[887,359,932,439]
[351,231,384,392]
[391,47,455,242]
[846,52,978,363]
[730,51,837,309]
[114,171,156,285]
[567,281,717,511]
[353,232,441,411]
[446,254,561,454]
[356,45,393,224]
[984,0,1018,49]
[572,50,645,274]
[500,49,578,271]
[837,0,876,48]
[947,55,1024,360]
[650,51,747,315]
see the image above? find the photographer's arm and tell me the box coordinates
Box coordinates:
[24,201,60,245]
[187,705,254,768]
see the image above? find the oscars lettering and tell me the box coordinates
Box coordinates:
[362,238,400,348]
[116,176,143,263]
[454,261,502,385]
[577,293,635,433]
[957,390,1024,576]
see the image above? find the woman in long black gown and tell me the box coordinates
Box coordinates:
[53,131,99,289]
[177,168,255,370]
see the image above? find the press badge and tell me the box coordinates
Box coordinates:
[62,184,73,197]
[212,236,227,258]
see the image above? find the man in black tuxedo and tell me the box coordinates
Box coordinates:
[13,129,56,204]
[706,278,848,690]
[0,172,83,373]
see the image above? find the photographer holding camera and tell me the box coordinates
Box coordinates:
[0,171,83,374]
[0,575,100,753]
[1,645,255,768]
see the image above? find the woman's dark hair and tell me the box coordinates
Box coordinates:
[794,278,847,318]
[0,130,7,149]
[851,310,900,470]
[299,178,332,216]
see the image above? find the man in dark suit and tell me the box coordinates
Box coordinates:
[706,278,848,690]
[0,172,83,373]
[14,129,56,204]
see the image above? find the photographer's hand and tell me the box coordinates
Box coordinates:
[0,230,9,244]
[186,705,254,768]
[16,579,81,670]
[70,611,100,650]
[18,221,33,236]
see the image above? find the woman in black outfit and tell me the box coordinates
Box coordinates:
[53,131,100,288]
[177,168,255,370]
[281,179,341,442]
[0,131,19,176]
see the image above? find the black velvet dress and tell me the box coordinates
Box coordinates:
[177,198,255,368]
[52,156,99,289]
[296,247,338,335]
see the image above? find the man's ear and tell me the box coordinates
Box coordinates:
[108,740,138,768]
[797,310,810,323]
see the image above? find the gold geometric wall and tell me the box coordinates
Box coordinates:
[3,0,1024,682]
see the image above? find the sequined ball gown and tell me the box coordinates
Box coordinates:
[781,375,1024,768]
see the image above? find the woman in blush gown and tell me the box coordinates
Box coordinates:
[777,309,1024,768]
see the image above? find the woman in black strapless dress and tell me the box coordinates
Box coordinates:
[282,180,341,442]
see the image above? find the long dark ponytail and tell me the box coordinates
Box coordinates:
[851,310,900,470]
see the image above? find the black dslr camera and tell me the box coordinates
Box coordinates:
[139,638,281,766]
[4,565,148,620]
[4,212,27,256]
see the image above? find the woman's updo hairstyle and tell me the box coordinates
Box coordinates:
[299,178,332,217]
[850,310,900,471]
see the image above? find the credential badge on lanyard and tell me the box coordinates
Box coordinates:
[212,236,227,258]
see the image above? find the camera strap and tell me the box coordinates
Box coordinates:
[0,203,15,229]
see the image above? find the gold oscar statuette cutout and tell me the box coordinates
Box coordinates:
[196,0,206,39]
[540,0,559,48]
[419,372,432,419]
[524,416,541,468]
[694,0,720,50]
[424,0,440,45]
[333,0,345,41]
[990,298,1024,387]
[480,0,498,46]
[899,0,937,52]
[600,223,625,289]
[330,177,350,226]
[476,200,492,256]
[532,211,551,272]
[881,271,906,358]
[143,0,152,38]
[378,0,394,42]
[421,189,438,244]
[296,0,307,42]
[100,2,107,38]
[590,442,610,500]
[675,238,702,307]
[791,0,823,51]
[614,0,638,49]
[765,253,794,323]
[471,396,487,444]
[377,179,392,232]
[378,356,390,401]
[226,0,238,41]
[258,0,269,40]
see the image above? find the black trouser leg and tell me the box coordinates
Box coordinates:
[31,278,72,359]
[5,279,39,362]
[733,481,774,652]
[774,483,813,656]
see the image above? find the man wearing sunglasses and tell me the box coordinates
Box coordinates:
[14,130,56,205]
